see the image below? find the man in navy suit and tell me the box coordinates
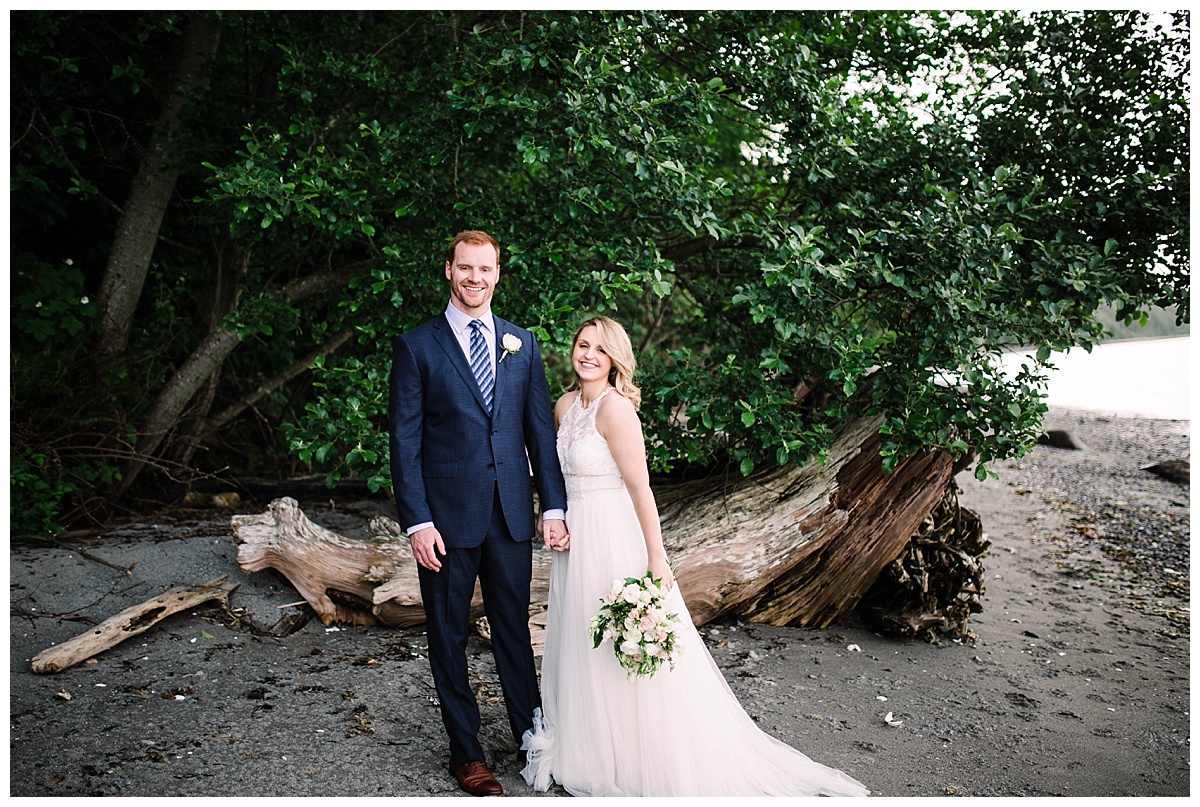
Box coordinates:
[389,230,569,796]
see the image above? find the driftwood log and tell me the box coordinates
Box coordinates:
[31,577,239,674]
[658,415,954,627]
[231,498,554,651]
[232,500,426,628]
[232,415,979,647]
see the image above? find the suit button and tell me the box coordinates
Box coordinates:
[491,429,498,435]
[487,463,495,470]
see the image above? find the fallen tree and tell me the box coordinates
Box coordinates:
[231,416,985,648]
[655,416,955,627]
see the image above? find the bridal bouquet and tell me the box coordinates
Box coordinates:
[590,571,683,680]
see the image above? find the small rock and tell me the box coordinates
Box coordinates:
[1141,459,1189,485]
[1038,430,1087,450]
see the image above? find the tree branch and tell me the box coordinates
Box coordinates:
[116,264,361,498]
[204,330,354,436]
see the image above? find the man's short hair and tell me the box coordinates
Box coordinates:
[447,230,500,265]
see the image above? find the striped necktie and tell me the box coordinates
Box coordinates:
[468,319,494,413]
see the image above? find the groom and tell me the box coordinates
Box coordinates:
[389,230,568,796]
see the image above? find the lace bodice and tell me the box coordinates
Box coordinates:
[557,388,625,500]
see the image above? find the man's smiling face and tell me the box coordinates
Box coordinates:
[446,240,500,317]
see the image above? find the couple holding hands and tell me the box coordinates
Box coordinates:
[389,230,867,797]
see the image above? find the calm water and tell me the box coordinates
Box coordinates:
[1000,336,1190,421]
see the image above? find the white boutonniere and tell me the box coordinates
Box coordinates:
[499,333,523,363]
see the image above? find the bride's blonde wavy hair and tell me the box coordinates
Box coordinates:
[571,316,641,411]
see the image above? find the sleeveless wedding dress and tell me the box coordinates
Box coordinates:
[520,389,869,797]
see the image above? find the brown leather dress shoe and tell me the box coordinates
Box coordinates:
[448,760,503,796]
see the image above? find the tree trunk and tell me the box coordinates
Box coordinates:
[171,242,248,468]
[117,267,357,497]
[755,436,954,624]
[94,13,222,362]
[170,369,222,470]
[229,416,978,649]
[117,324,242,495]
[659,416,954,628]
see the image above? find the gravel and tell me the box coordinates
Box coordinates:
[995,407,1190,623]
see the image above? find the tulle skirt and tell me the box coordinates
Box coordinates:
[521,487,869,797]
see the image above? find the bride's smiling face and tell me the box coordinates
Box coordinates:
[572,325,612,384]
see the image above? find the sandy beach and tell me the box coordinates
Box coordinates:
[8,406,1190,798]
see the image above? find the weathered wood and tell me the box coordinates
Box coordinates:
[856,480,990,642]
[31,577,238,674]
[232,498,554,643]
[230,415,977,645]
[232,498,420,627]
[659,416,955,628]
[368,516,555,641]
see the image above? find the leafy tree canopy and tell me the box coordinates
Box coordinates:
[9,10,1189,531]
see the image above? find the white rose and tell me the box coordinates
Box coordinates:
[619,639,641,657]
[499,333,523,362]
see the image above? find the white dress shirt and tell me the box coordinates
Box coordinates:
[443,301,497,380]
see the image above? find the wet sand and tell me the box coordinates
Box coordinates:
[8,407,1190,798]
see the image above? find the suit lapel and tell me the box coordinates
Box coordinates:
[432,313,490,414]
[491,317,513,419]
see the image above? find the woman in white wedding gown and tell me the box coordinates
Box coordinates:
[521,316,868,797]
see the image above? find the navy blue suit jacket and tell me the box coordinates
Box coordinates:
[389,311,567,547]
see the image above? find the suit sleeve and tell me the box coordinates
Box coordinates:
[522,336,568,514]
[390,333,433,530]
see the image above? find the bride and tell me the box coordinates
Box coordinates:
[521,315,868,797]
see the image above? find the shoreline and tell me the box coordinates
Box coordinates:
[1000,337,1190,421]
[8,406,1190,798]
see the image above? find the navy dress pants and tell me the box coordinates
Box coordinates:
[417,488,540,764]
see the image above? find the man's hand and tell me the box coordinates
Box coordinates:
[410,525,446,571]
[542,518,570,552]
